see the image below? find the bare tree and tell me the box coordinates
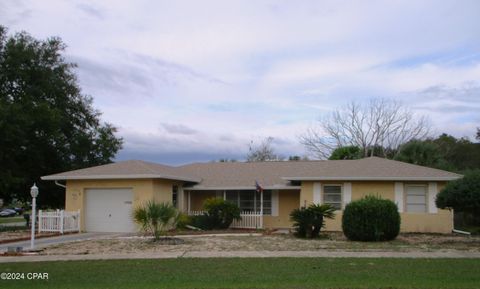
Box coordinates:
[299,98,431,159]
[246,137,281,162]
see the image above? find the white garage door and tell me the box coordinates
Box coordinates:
[85,188,136,233]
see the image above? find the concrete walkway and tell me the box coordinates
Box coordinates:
[0,232,123,251]
[1,250,480,263]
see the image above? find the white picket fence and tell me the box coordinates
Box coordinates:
[38,210,80,234]
[188,210,263,229]
[188,210,205,216]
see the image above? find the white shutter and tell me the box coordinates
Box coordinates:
[313,182,322,204]
[394,182,404,213]
[342,182,352,209]
[271,190,279,216]
[428,182,438,213]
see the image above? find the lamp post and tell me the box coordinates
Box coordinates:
[30,183,39,250]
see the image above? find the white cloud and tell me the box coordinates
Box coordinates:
[3,0,480,163]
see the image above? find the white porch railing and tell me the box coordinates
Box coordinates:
[231,211,263,229]
[188,210,205,216]
[38,209,80,234]
[188,210,263,229]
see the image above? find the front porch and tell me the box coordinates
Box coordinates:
[182,189,300,229]
[188,210,263,229]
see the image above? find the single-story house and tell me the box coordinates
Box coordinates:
[41,157,461,233]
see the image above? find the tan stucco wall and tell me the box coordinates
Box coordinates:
[299,182,314,207]
[189,191,216,211]
[400,210,453,233]
[264,190,300,228]
[300,181,452,233]
[66,179,452,233]
[66,179,176,231]
[153,180,175,204]
[352,182,395,200]
[322,210,453,233]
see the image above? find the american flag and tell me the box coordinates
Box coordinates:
[255,180,263,193]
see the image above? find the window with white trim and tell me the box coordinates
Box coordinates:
[323,185,342,210]
[225,190,271,215]
[405,185,427,213]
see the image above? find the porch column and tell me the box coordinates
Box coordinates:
[178,186,185,212]
[260,190,263,229]
[187,191,191,214]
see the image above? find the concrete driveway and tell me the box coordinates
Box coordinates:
[0,232,123,252]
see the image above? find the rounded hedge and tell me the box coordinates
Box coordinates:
[342,195,400,241]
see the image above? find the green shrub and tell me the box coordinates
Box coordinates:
[290,204,335,238]
[175,213,191,229]
[436,170,480,226]
[194,198,241,230]
[189,214,212,230]
[342,195,400,241]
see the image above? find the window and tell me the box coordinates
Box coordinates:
[406,185,426,213]
[172,185,178,207]
[225,190,271,215]
[257,191,272,215]
[323,185,342,210]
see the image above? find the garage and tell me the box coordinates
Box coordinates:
[85,188,136,232]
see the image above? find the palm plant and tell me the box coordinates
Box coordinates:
[133,200,179,241]
[290,204,335,238]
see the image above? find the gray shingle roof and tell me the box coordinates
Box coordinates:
[42,157,462,188]
[41,160,201,182]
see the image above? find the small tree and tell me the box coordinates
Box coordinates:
[246,137,281,162]
[190,198,241,230]
[290,204,335,238]
[436,170,480,225]
[202,198,241,229]
[133,201,179,240]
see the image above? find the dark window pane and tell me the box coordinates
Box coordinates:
[324,194,341,202]
[172,185,178,207]
[226,191,238,204]
[323,185,341,210]
[324,186,341,194]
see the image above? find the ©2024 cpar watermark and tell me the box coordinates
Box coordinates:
[1,272,49,280]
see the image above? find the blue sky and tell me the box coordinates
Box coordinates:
[2,0,480,164]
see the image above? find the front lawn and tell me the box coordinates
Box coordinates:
[41,233,480,255]
[0,217,24,224]
[0,257,479,289]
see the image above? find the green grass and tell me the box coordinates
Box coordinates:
[0,258,479,289]
[0,225,27,232]
[0,217,24,224]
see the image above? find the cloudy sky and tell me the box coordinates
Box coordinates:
[2,0,479,164]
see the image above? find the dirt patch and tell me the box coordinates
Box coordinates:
[40,232,480,256]
[0,230,60,244]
